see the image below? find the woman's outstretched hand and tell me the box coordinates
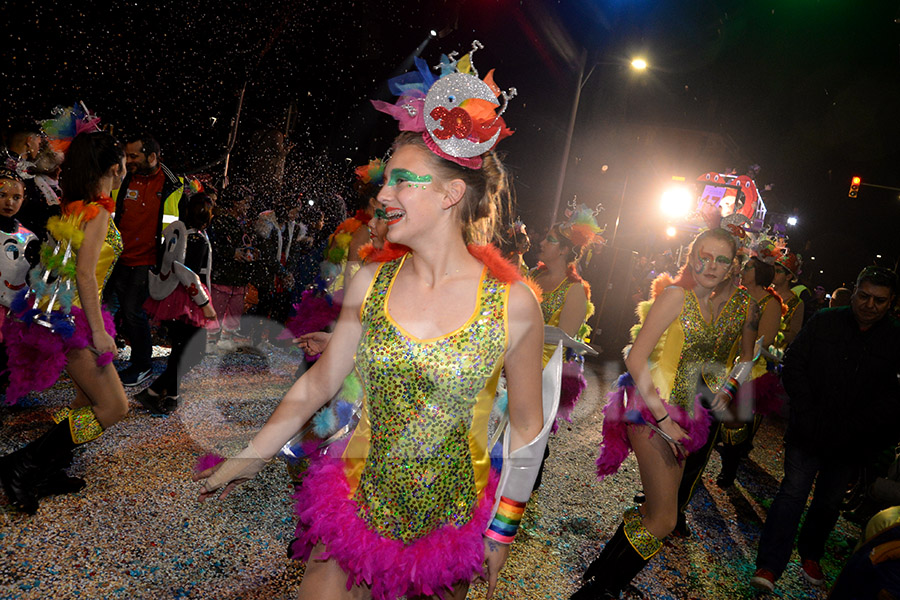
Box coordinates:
[294,331,332,356]
[193,442,268,502]
[480,536,510,598]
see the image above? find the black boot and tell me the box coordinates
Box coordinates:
[717,443,742,489]
[572,523,652,599]
[34,447,86,499]
[0,420,77,514]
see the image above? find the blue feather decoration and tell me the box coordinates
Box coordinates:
[312,406,338,438]
[494,389,508,415]
[10,289,31,314]
[49,312,75,339]
[335,400,354,428]
[57,287,75,311]
[31,278,48,298]
[617,372,635,387]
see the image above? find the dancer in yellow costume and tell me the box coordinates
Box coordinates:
[716,242,785,488]
[575,228,759,599]
[196,46,550,600]
[772,249,804,348]
[0,132,129,514]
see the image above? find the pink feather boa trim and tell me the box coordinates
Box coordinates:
[595,379,713,480]
[289,453,499,599]
[2,305,116,405]
[553,360,586,433]
[749,371,787,417]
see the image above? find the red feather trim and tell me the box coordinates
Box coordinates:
[353,209,372,225]
[766,286,788,316]
[360,241,411,263]
[565,263,583,284]
[650,273,677,300]
[360,243,539,300]
[467,244,522,283]
[522,276,543,304]
[62,196,114,222]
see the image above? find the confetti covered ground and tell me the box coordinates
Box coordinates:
[0,344,860,599]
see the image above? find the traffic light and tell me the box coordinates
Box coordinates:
[848,176,861,198]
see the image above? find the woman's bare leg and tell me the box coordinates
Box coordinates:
[70,379,90,410]
[64,348,129,428]
[298,544,371,600]
[298,543,472,600]
[627,424,685,539]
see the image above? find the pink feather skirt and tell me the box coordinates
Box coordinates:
[595,373,713,480]
[2,305,116,405]
[288,447,498,600]
[553,358,588,433]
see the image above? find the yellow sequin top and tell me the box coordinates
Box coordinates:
[342,255,510,543]
[74,214,123,308]
[538,275,590,366]
[774,294,801,352]
[751,294,775,379]
[648,286,750,412]
[44,200,123,309]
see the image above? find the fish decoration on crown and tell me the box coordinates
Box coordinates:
[371,40,516,169]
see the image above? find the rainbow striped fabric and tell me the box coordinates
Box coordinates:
[484,496,527,544]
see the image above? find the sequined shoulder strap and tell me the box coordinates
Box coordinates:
[360,257,404,325]
[476,270,511,341]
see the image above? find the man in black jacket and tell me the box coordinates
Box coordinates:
[105,133,184,386]
[751,266,900,592]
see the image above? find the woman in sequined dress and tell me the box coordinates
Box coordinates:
[0,132,129,514]
[528,225,592,490]
[572,228,759,598]
[195,130,545,600]
[715,255,784,488]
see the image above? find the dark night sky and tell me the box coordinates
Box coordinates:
[3,0,900,290]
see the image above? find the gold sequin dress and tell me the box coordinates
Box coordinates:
[290,254,511,599]
[536,272,593,427]
[3,198,122,404]
[596,285,751,478]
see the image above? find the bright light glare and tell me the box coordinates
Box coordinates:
[787,216,798,226]
[660,187,693,219]
[631,58,648,70]
[877,254,883,258]
[430,29,438,38]
[307,199,315,206]
[665,226,677,238]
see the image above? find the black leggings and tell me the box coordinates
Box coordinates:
[150,320,207,397]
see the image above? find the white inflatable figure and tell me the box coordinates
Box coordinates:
[148,221,211,307]
[0,223,38,307]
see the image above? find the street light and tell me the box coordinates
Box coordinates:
[550,52,650,222]
[660,186,693,219]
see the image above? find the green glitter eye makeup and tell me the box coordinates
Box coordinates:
[387,169,433,188]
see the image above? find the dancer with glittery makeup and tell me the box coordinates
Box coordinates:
[528,208,600,490]
[195,44,557,600]
[572,228,759,599]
